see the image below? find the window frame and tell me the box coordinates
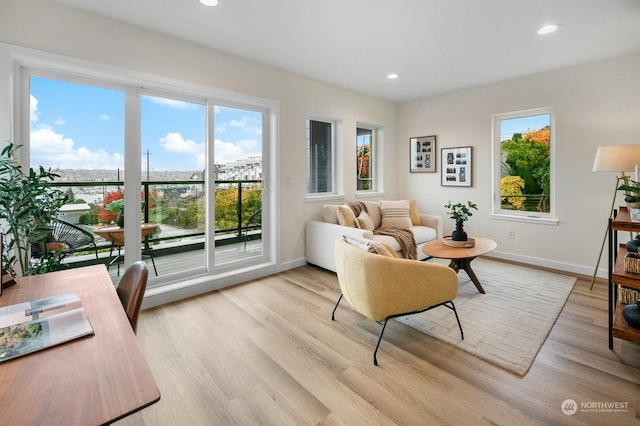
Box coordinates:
[356,125,376,194]
[491,106,558,225]
[305,116,338,197]
[8,44,278,292]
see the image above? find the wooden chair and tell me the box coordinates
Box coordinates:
[116,261,148,334]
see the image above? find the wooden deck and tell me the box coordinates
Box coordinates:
[66,239,263,285]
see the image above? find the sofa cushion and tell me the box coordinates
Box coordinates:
[343,235,394,257]
[404,199,422,226]
[322,205,340,224]
[362,201,382,228]
[379,200,412,229]
[337,206,359,228]
[356,211,375,231]
[410,225,437,243]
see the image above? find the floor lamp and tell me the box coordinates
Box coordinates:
[591,145,640,290]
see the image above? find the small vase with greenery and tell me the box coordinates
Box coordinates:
[0,143,68,277]
[445,200,478,241]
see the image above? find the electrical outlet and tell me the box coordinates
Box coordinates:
[508,229,515,239]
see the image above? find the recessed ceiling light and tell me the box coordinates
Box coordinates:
[387,73,399,80]
[199,0,219,6]
[537,24,558,35]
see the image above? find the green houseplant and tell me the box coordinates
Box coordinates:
[618,181,640,208]
[105,197,146,227]
[444,200,478,241]
[0,143,67,277]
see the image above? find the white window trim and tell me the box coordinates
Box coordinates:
[3,42,281,297]
[355,123,382,195]
[491,106,558,225]
[305,115,341,198]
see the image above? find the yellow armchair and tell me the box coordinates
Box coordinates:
[333,238,463,365]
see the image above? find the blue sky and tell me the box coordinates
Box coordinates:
[500,114,550,141]
[29,76,262,171]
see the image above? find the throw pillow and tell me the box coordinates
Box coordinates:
[343,235,394,257]
[370,241,396,257]
[379,200,412,229]
[404,199,422,226]
[356,211,375,231]
[322,205,340,224]
[337,206,359,228]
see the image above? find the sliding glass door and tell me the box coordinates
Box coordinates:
[26,70,270,287]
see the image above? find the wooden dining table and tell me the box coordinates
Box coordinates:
[0,265,160,425]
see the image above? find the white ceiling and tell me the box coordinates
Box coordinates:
[52,0,640,103]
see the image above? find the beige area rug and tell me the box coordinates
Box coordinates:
[396,257,576,376]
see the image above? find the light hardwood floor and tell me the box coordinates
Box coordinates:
[116,263,640,425]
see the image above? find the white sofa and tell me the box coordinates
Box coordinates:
[305,200,442,272]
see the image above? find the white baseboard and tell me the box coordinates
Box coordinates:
[487,250,605,280]
[142,258,309,309]
[142,252,602,311]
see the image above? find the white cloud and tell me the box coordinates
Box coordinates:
[230,118,248,127]
[30,126,123,169]
[99,114,112,121]
[29,96,123,169]
[236,139,259,151]
[30,95,40,123]
[54,118,66,126]
[30,126,75,153]
[160,132,203,155]
[212,139,262,164]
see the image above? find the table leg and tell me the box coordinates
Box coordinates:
[449,257,486,294]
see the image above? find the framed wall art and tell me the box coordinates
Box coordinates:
[410,135,436,172]
[441,146,472,187]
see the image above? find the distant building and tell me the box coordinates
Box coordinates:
[216,156,262,181]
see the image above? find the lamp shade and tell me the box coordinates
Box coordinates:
[592,145,640,173]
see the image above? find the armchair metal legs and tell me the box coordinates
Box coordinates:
[332,293,464,366]
[331,294,343,320]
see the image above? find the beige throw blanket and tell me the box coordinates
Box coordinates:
[347,202,417,259]
[373,228,417,260]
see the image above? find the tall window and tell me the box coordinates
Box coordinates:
[493,107,555,218]
[356,127,374,191]
[306,118,334,194]
[25,67,272,288]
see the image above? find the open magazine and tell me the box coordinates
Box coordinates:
[0,292,94,363]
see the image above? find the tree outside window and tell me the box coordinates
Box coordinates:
[495,108,554,215]
[357,127,373,191]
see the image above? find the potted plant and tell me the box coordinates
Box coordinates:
[618,181,640,208]
[444,200,478,241]
[0,143,68,278]
[104,196,146,228]
[105,198,125,227]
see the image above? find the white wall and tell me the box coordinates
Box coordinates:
[398,52,640,277]
[0,0,398,283]
[2,0,638,284]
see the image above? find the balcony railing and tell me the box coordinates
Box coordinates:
[51,179,262,264]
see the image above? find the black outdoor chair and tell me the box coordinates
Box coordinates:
[49,219,99,259]
[243,209,262,250]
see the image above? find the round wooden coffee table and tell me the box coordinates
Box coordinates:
[422,237,497,294]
